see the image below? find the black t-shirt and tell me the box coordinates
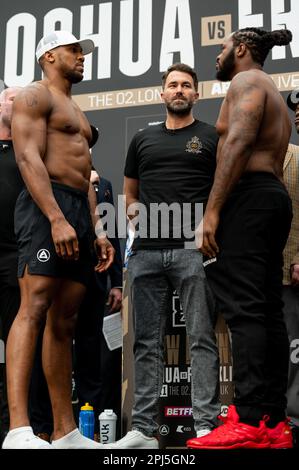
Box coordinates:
[124,119,218,249]
[0,140,24,253]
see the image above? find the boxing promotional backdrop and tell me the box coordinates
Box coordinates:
[1,0,299,196]
[1,0,299,448]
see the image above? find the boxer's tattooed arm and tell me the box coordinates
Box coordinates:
[206,73,265,212]
[25,91,38,107]
[21,85,40,107]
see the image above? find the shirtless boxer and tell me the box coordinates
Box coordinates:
[188,28,293,449]
[2,31,114,449]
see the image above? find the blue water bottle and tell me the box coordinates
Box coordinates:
[79,402,95,439]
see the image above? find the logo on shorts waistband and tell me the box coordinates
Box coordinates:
[37,249,50,262]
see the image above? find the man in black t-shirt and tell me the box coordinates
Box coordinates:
[108,63,220,449]
[0,86,23,445]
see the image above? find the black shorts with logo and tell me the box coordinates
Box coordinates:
[14,182,96,286]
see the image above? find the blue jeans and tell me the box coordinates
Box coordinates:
[127,249,220,436]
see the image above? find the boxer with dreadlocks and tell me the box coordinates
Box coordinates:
[188,28,294,449]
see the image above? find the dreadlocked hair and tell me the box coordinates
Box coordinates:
[232,28,292,66]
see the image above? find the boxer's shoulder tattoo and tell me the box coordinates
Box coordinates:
[24,87,39,108]
[20,84,44,108]
[229,76,264,131]
[25,91,38,107]
[229,74,260,100]
[232,102,263,127]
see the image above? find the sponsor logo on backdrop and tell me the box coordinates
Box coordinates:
[176,425,192,433]
[165,407,193,417]
[159,425,170,436]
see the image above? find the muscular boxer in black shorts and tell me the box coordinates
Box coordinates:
[2,31,114,449]
[188,28,293,449]
[15,182,96,286]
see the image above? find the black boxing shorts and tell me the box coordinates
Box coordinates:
[14,181,96,286]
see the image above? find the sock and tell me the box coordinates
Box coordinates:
[51,428,105,449]
[2,426,52,449]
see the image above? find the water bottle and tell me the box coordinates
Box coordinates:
[79,403,95,439]
[99,409,117,444]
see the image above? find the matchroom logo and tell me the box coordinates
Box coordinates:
[201,15,232,46]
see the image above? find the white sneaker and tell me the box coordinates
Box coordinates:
[106,430,159,449]
[196,428,211,438]
[51,429,105,449]
[2,426,52,449]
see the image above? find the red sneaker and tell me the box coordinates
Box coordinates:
[267,419,293,449]
[186,405,270,449]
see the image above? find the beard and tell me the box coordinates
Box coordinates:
[216,47,236,82]
[64,69,83,84]
[165,97,193,116]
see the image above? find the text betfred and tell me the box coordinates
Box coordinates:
[164,407,192,417]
